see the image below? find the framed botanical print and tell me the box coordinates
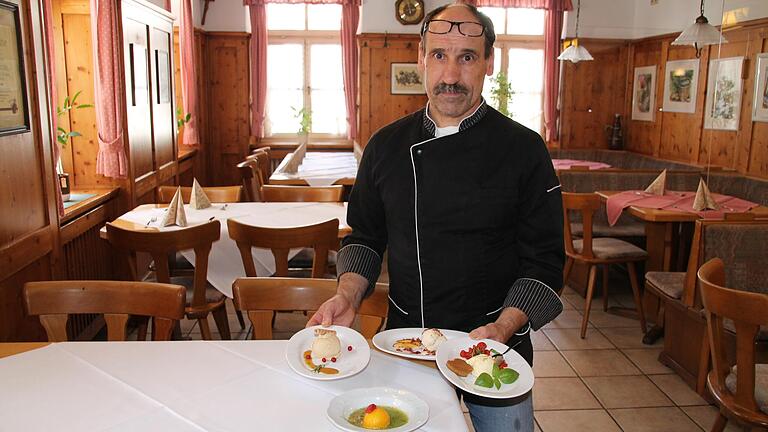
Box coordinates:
[704,57,744,130]
[662,59,699,113]
[752,53,768,122]
[631,65,656,121]
[0,0,30,136]
[391,63,425,95]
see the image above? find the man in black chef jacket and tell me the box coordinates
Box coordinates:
[308,2,564,431]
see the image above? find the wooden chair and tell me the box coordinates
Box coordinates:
[699,258,768,432]
[157,185,243,203]
[237,159,264,202]
[227,218,338,278]
[561,192,648,338]
[105,221,231,340]
[232,277,388,339]
[261,185,343,203]
[23,281,185,341]
[247,147,272,186]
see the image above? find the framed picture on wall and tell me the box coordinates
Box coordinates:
[704,56,744,130]
[0,0,30,136]
[631,65,656,121]
[391,63,425,95]
[662,59,699,113]
[751,53,768,122]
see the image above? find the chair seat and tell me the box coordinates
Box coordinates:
[572,221,646,238]
[723,320,768,342]
[725,364,768,414]
[573,237,648,260]
[645,272,685,300]
[146,275,225,305]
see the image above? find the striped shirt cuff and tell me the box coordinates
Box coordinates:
[336,244,382,296]
[503,278,563,331]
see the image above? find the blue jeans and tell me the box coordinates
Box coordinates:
[462,393,534,432]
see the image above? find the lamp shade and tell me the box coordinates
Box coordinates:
[558,44,594,63]
[672,16,727,47]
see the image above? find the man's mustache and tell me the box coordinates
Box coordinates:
[434,83,468,95]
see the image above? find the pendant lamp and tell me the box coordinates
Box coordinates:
[671,0,726,58]
[558,0,593,63]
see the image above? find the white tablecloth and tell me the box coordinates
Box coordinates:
[273,152,358,186]
[117,202,348,297]
[0,341,467,432]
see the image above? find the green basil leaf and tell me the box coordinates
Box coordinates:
[499,368,519,384]
[492,362,500,379]
[494,377,501,390]
[474,372,494,388]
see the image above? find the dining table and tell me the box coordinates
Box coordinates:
[101,202,350,298]
[270,152,358,186]
[0,340,468,431]
[552,158,611,171]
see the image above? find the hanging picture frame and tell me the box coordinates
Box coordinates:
[751,53,768,122]
[631,65,656,121]
[391,63,425,95]
[704,56,744,131]
[662,59,699,114]
[0,0,30,136]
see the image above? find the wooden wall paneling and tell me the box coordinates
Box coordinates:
[205,33,250,186]
[734,28,764,174]
[748,35,768,176]
[193,30,207,183]
[626,40,663,155]
[358,34,428,147]
[51,0,73,175]
[150,25,176,169]
[0,260,49,341]
[652,41,669,157]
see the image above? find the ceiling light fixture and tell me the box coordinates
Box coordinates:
[558,0,593,63]
[671,0,727,58]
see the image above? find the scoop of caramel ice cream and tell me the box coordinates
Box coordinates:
[311,328,341,359]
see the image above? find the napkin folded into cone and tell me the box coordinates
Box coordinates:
[693,178,718,211]
[644,170,667,195]
[190,178,211,209]
[161,186,188,227]
[283,141,308,174]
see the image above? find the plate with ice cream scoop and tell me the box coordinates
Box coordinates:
[286,325,370,381]
[372,328,468,361]
[326,387,429,432]
[435,336,534,399]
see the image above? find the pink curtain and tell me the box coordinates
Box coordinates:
[42,0,64,215]
[244,1,268,138]
[180,0,200,146]
[91,0,128,178]
[341,2,359,140]
[164,0,171,11]
[543,9,564,141]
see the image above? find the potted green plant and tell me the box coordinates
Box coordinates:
[489,71,514,117]
[176,107,192,146]
[291,106,312,146]
[56,91,93,201]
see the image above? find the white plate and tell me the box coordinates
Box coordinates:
[326,387,429,432]
[285,325,370,381]
[435,336,534,399]
[372,328,469,361]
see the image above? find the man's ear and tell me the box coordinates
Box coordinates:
[417,42,425,73]
[485,47,495,77]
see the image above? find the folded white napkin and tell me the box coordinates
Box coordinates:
[161,186,187,227]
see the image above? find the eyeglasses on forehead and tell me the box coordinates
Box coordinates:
[422,19,485,37]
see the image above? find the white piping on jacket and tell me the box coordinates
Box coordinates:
[547,184,561,193]
[388,295,409,315]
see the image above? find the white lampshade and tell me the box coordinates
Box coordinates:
[558,44,594,63]
[672,16,727,48]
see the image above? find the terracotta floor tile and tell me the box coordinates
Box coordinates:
[621,348,673,375]
[543,329,615,351]
[650,374,709,406]
[681,405,742,432]
[532,351,576,377]
[543,310,589,330]
[583,376,672,409]
[561,349,641,377]
[532,377,601,410]
[599,327,659,349]
[532,330,556,351]
[588,310,643,328]
[563,293,622,311]
[609,407,702,432]
[535,409,621,432]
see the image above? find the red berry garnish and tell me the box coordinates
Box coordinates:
[331,357,337,362]
[347,345,353,351]
[305,354,311,359]
[477,342,487,350]
[321,358,327,363]
[365,404,377,414]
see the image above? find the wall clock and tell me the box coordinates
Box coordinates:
[395,0,425,26]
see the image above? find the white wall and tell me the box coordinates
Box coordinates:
[360,0,446,34]
[563,0,635,39]
[201,0,250,32]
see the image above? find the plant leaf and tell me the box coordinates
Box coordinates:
[76,104,93,109]
[68,131,82,137]
[494,377,501,390]
[498,368,519,384]
[474,372,494,388]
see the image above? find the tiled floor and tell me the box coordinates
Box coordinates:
[175,286,746,432]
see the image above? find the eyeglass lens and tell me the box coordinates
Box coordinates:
[426,20,484,37]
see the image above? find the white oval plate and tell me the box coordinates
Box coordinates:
[285,325,370,381]
[372,328,468,361]
[435,336,534,399]
[326,387,429,432]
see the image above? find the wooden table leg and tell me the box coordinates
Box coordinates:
[642,221,674,344]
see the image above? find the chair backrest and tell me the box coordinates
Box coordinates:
[232,277,388,339]
[227,218,338,278]
[261,185,343,203]
[247,147,272,185]
[23,281,185,341]
[157,185,243,204]
[698,258,768,424]
[105,221,220,307]
[561,192,601,259]
[237,159,264,202]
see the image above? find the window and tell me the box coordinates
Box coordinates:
[265,4,347,140]
[480,8,545,135]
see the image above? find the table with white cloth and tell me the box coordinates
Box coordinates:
[101,202,349,298]
[0,341,468,431]
[270,152,358,186]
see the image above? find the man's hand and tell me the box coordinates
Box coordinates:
[306,273,368,328]
[469,307,528,343]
